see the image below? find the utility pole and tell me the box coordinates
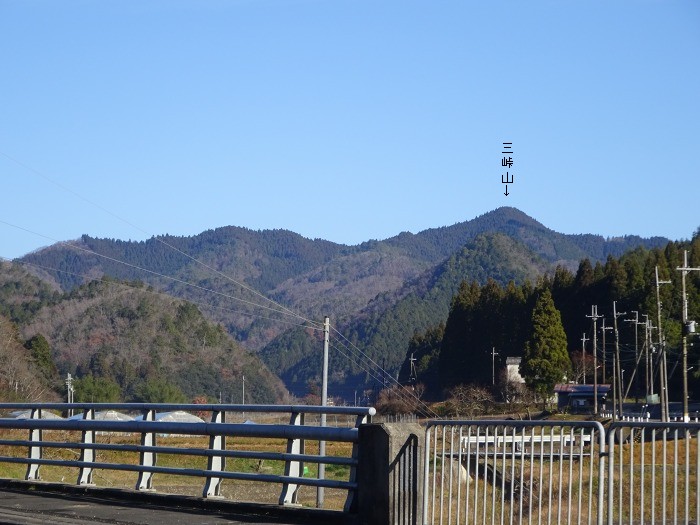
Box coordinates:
[318,316,330,508]
[641,314,651,400]
[408,352,417,388]
[613,301,626,420]
[587,305,603,415]
[580,333,589,384]
[647,319,657,403]
[601,318,612,384]
[624,311,640,402]
[65,373,74,418]
[656,266,672,422]
[242,375,246,420]
[492,347,499,386]
[677,251,700,422]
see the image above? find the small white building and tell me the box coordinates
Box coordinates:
[506,357,526,384]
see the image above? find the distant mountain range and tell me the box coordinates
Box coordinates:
[15,207,670,399]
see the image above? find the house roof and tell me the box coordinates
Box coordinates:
[554,384,611,395]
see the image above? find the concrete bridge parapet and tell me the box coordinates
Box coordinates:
[357,422,424,525]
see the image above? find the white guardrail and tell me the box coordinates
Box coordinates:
[0,402,374,513]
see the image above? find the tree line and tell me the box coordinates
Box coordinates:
[399,230,700,404]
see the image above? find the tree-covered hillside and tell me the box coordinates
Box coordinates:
[403,231,700,402]
[15,207,672,400]
[18,208,668,351]
[382,207,667,266]
[0,262,288,403]
[261,233,549,398]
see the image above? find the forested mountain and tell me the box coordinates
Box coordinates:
[14,207,672,400]
[402,232,700,401]
[263,233,558,397]
[0,262,288,404]
[18,208,667,345]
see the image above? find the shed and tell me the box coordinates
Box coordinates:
[555,384,611,413]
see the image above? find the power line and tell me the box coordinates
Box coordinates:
[4,218,435,413]
[329,330,439,418]
[1,257,318,331]
[0,219,317,325]
[1,151,321,329]
[1,152,437,414]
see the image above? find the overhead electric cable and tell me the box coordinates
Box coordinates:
[0,150,320,329]
[0,219,320,327]
[3,151,439,411]
[330,341,436,417]
[329,335,439,418]
[0,257,318,330]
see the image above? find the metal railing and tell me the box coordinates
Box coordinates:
[423,420,606,525]
[607,421,700,525]
[423,419,700,525]
[0,403,374,512]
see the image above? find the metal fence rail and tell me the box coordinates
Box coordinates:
[423,420,700,525]
[0,403,374,511]
[607,421,700,525]
[423,420,606,525]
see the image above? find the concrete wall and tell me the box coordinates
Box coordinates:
[357,422,424,525]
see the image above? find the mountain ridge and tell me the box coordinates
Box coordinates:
[14,207,672,399]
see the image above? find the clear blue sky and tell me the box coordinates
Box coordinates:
[2,1,699,260]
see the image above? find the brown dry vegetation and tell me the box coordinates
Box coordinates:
[0,427,355,510]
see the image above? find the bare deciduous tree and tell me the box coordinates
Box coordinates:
[447,384,494,417]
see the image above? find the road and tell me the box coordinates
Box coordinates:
[0,481,354,525]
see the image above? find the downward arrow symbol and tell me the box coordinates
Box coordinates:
[504,185,510,196]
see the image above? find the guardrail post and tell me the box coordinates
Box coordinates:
[25,408,42,480]
[357,422,423,525]
[343,412,372,512]
[77,408,96,485]
[278,410,304,505]
[203,409,226,498]
[136,409,157,491]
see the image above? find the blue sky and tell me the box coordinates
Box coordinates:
[2,1,699,260]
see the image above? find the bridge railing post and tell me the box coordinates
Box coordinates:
[357,422,424,525]
[136,409,157,491]
[343,411,371,513]
[203,409,225,498]
[25,408,42,481]
[77,408,96,485]
[278,409,304,505]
